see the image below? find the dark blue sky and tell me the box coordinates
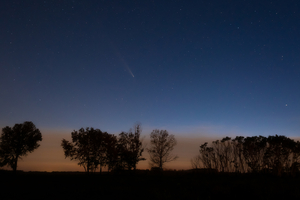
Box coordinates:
[1,0,300,137]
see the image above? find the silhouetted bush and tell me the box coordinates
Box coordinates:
[194,135,300,176]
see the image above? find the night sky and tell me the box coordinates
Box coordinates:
[1,0,300,171]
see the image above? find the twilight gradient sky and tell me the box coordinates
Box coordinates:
[1,0,300,171]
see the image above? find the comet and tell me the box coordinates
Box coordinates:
[125,65,134,77]
[108,40,135,78]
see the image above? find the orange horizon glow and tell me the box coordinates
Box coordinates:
[2,129,299,172]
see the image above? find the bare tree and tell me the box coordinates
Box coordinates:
[147,129,178,170]
[232,136,247,173]
[207,137,235,172]
[198,142,215,169]
[191,155,202,169]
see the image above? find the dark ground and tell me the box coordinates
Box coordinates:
[1,170,300,200]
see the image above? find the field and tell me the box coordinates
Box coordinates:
[1,170,300,200]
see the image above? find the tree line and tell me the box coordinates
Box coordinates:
[191,135,300,176]
[0,121,178,173]
[61,125,145,173]
[1,121,300,176]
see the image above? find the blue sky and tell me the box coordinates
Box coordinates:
[1,0,300,171]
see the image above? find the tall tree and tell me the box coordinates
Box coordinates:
[212,137,235,172]
[263,135,295,176]
[147,129,178,169]
[232,136,246,173]
[117,124,145,171]
[290,141,300,176]
[198,142,215,170]
[61,127,107,173]
[105,134,118,172]
[243,136,267,172]
[0,121,42,173]
[93,131,110,173]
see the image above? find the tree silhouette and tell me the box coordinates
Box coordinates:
[195,134,300,175]
[232,136,246,173]
[212,137,235,172]
[263,135,296,176]
[290,141,300,176]
[93,131,110,173]
[61,127,107,173]
[190,155,202,169]
[198,142,215,170]
[147,129,178,170]
[104,133,118,172]
[243,136,267,172]
[0,121,42,173]
[116,124,145,171]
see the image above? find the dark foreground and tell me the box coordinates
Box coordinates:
[1,170,300,200]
